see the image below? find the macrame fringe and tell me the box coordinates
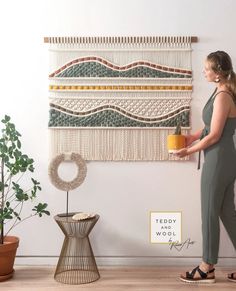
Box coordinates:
[49,128,189,161]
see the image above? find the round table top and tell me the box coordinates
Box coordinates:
[54,213,99,223]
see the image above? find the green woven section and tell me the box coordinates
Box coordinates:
[49,109,190,127]
[56,62,191,78]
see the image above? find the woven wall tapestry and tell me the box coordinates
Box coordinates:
[46,36,194,161]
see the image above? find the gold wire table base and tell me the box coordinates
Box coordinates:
[54,214,100,285]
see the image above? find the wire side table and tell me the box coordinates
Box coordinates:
[54,214,100,284]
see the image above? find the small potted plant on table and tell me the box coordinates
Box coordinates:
[0,115,50,281]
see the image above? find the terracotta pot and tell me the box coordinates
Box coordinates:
[167,134,186,153]
[0,236,19,282]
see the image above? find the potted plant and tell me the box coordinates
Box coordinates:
[167,123,186,153]
[0,115,50,281]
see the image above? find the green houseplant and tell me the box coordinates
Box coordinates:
[0,115,50,281]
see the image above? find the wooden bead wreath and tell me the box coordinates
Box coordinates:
[48,152,87,191]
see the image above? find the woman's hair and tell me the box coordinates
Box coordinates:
[207,51,236,99]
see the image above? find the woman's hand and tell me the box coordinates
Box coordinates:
[175,148,189,158]
[184,135,195,147]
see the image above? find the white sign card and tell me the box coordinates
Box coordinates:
[150,211,182,244]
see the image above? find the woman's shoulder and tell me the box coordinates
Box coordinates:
[214,90,234,103]
[214,89,233,97]
[213,91,234,114]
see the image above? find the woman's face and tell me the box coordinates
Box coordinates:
[203,60,219,82]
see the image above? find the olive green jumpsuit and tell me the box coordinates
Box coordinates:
[201,90,236,264]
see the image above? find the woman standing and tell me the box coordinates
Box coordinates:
[177,51,236,283]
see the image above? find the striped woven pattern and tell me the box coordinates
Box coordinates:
[49,85,192,91]
[49,98,190,117]
[47,36,193,160]
[49,57,192,78]
[49,108,189,127]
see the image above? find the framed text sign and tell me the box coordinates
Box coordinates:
[150,211,182,244]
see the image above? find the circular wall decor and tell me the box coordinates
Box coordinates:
[48,152,87,191]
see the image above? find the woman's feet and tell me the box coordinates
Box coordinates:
[228,272,236,282]
[180,262,236,284]
[180,262,215,284]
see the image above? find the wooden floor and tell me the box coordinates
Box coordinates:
[1,266,236,291]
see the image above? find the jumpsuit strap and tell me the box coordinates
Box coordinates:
[197,151,201,170]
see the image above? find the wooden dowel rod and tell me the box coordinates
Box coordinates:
[44,36,198,44]
[191,36,198,43]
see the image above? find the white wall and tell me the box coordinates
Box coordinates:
[1,0,236,265]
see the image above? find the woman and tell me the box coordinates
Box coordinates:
[177,51,236,283]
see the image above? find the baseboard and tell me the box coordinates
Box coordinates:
[15,256,236,266]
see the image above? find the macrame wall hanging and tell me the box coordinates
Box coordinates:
[45,36,197,161]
